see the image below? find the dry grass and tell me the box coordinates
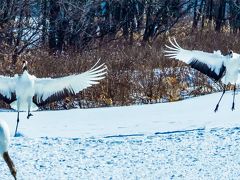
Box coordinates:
[0,22,239,109]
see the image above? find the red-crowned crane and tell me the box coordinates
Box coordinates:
[0,61,107,136]
[164,38,240,112]
[0,119,17,179]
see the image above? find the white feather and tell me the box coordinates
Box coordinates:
[164,38,225,75]
[0,76,16,99]
[0,61,107,110]
[164,38,240,85]
[34,63,107,103]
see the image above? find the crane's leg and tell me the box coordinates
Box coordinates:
[232,84,236,111]
[214,85,226,112]
[27,112,33,119]
[27,100,33,119]
[14,101,20,137]
[14,111,20,137]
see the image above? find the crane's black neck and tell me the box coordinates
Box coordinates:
[23,66,28,72]
[22,60,28,72]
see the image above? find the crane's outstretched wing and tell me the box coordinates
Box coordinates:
[33,62,107,106]
[164,38,226,81]
[0,76,16,104]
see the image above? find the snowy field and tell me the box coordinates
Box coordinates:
[1,92,240,179]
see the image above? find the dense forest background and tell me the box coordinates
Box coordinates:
[0,0,240,109]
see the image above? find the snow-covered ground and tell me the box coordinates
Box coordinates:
[1,92,240,179]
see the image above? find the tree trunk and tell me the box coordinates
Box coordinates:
[49,0,60,53]
[12,1,24,64]
[192,0,198,29]
[41,0,47,44]
[207,0,213,28]
[215,0,226,32]
[201,1,206,29]
[143,0,154,42]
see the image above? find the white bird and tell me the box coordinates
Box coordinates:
[0,120,17,179]
[164,38,240,112]
[0,60,107,136]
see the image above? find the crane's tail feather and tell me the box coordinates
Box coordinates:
[10,101,38,111]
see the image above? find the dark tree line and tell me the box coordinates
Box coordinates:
[192,0,240,32]
[0,0,240,64]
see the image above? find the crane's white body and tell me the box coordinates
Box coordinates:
[12,71,36,111]
[223,53,240,84]
[0,120,17,179]
[0,120,10,154]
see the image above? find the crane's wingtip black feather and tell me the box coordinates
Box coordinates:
[0,93,16,104]
[189,59,226,81]
[33,88,75,106]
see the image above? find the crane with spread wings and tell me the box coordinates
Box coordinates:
[164,38,240,112]
[0,60,107,136]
